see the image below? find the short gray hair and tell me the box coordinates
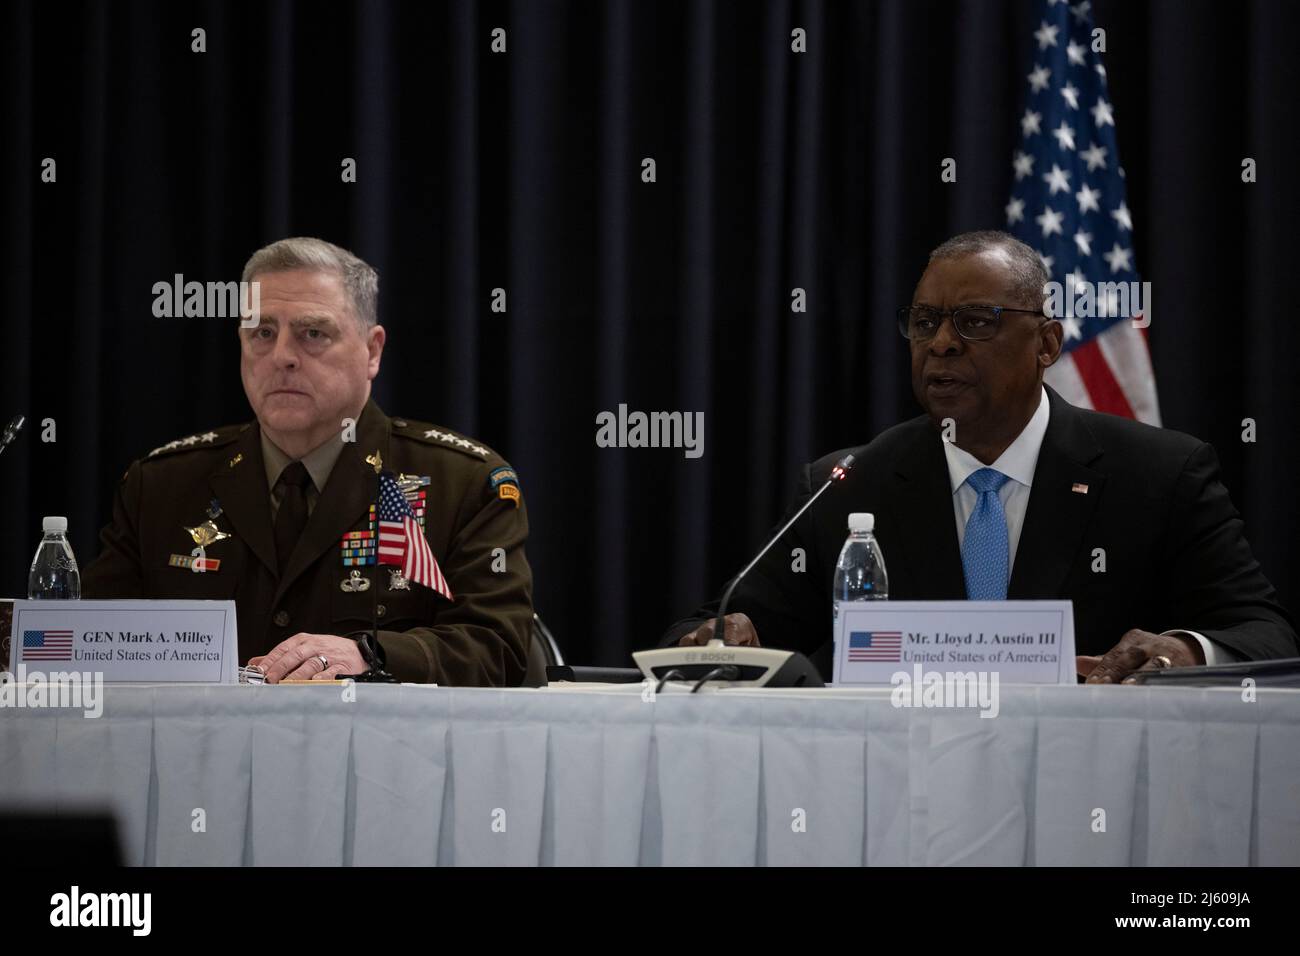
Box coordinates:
[927,230,1048,309]
[241,237,379,328]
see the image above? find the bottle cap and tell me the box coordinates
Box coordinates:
[848,512,874,533]
[42,516,68,534]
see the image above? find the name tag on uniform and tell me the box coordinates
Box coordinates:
[832,600,1076,687]
[7,599,238,684]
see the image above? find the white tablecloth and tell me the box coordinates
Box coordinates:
[2,682,1298,866]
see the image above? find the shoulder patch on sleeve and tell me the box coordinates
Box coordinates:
[488,466,518,489]
[488,465,521,507]
[146,424,244,459]
[393,419,492,460]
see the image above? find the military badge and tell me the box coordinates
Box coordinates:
[340,569,371,593]
[396,473,431,494]
[186,517,231,547]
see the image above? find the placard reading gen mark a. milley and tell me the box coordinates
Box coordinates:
[10,600,238,683]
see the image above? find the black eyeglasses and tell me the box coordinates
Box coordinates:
[897,305,1045,342]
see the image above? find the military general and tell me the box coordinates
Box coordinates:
[81,237,533,685]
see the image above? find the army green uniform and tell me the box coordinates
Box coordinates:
[81,400,533,686]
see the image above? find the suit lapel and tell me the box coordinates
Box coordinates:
[892,421,966,600]
[273,400,391,604]
[1008,388,1105,598]
[208,425,276,576]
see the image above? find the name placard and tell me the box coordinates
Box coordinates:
[7,600,239,683]
[832,600,1075,686]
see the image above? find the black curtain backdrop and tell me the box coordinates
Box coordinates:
[2,0,1297,667]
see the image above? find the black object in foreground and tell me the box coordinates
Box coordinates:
[0,812,122,866]
[546,665,645,683]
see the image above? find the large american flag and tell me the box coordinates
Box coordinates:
[376,471,453,600]
[1006,0,1160,424]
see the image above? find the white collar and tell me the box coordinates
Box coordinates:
[942,386,1050,492]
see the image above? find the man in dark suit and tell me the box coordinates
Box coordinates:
[664,231,1297,683]
[82,237,533,685]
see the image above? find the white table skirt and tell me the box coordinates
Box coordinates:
[1,682,1297,866]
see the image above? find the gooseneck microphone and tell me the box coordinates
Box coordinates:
[631,453,855,689]
[710,453,856,646]
[0,415,25,458]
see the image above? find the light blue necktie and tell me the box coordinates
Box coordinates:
[962,467,1011,600]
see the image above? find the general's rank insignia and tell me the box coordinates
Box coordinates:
[489,466,521,508]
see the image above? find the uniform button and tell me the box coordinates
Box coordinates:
[393,419,407,428]
[273,610,290,627]
[376,604,387,617]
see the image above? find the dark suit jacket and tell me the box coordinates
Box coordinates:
[663,387,1298,678]
[81,400,533,686]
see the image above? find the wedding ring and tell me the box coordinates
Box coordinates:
[1152,655,1173,669]
[315,655,329,670]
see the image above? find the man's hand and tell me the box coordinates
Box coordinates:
[677,613,761,647]
[1077,629,1205,684]
[249,633,368,683]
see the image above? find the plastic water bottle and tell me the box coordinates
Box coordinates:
[28,516,81,599]
[832,512,888,626]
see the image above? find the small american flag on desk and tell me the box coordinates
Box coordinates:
[848,631,902,663]
[376,471,453,600]
[22,629,73,662]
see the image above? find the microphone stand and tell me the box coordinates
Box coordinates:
[710,454,856,645]
[630,454,855,689]
[0,415,25,458]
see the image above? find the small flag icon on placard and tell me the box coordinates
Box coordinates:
[22,629,73,662]
[847,631,902,663]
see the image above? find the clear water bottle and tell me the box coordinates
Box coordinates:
[832,512,888,626]
[28,516,81,599]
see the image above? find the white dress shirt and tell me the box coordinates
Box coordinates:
[940,386,1238,666]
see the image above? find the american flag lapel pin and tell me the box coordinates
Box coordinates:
[1071,482,1089,494]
